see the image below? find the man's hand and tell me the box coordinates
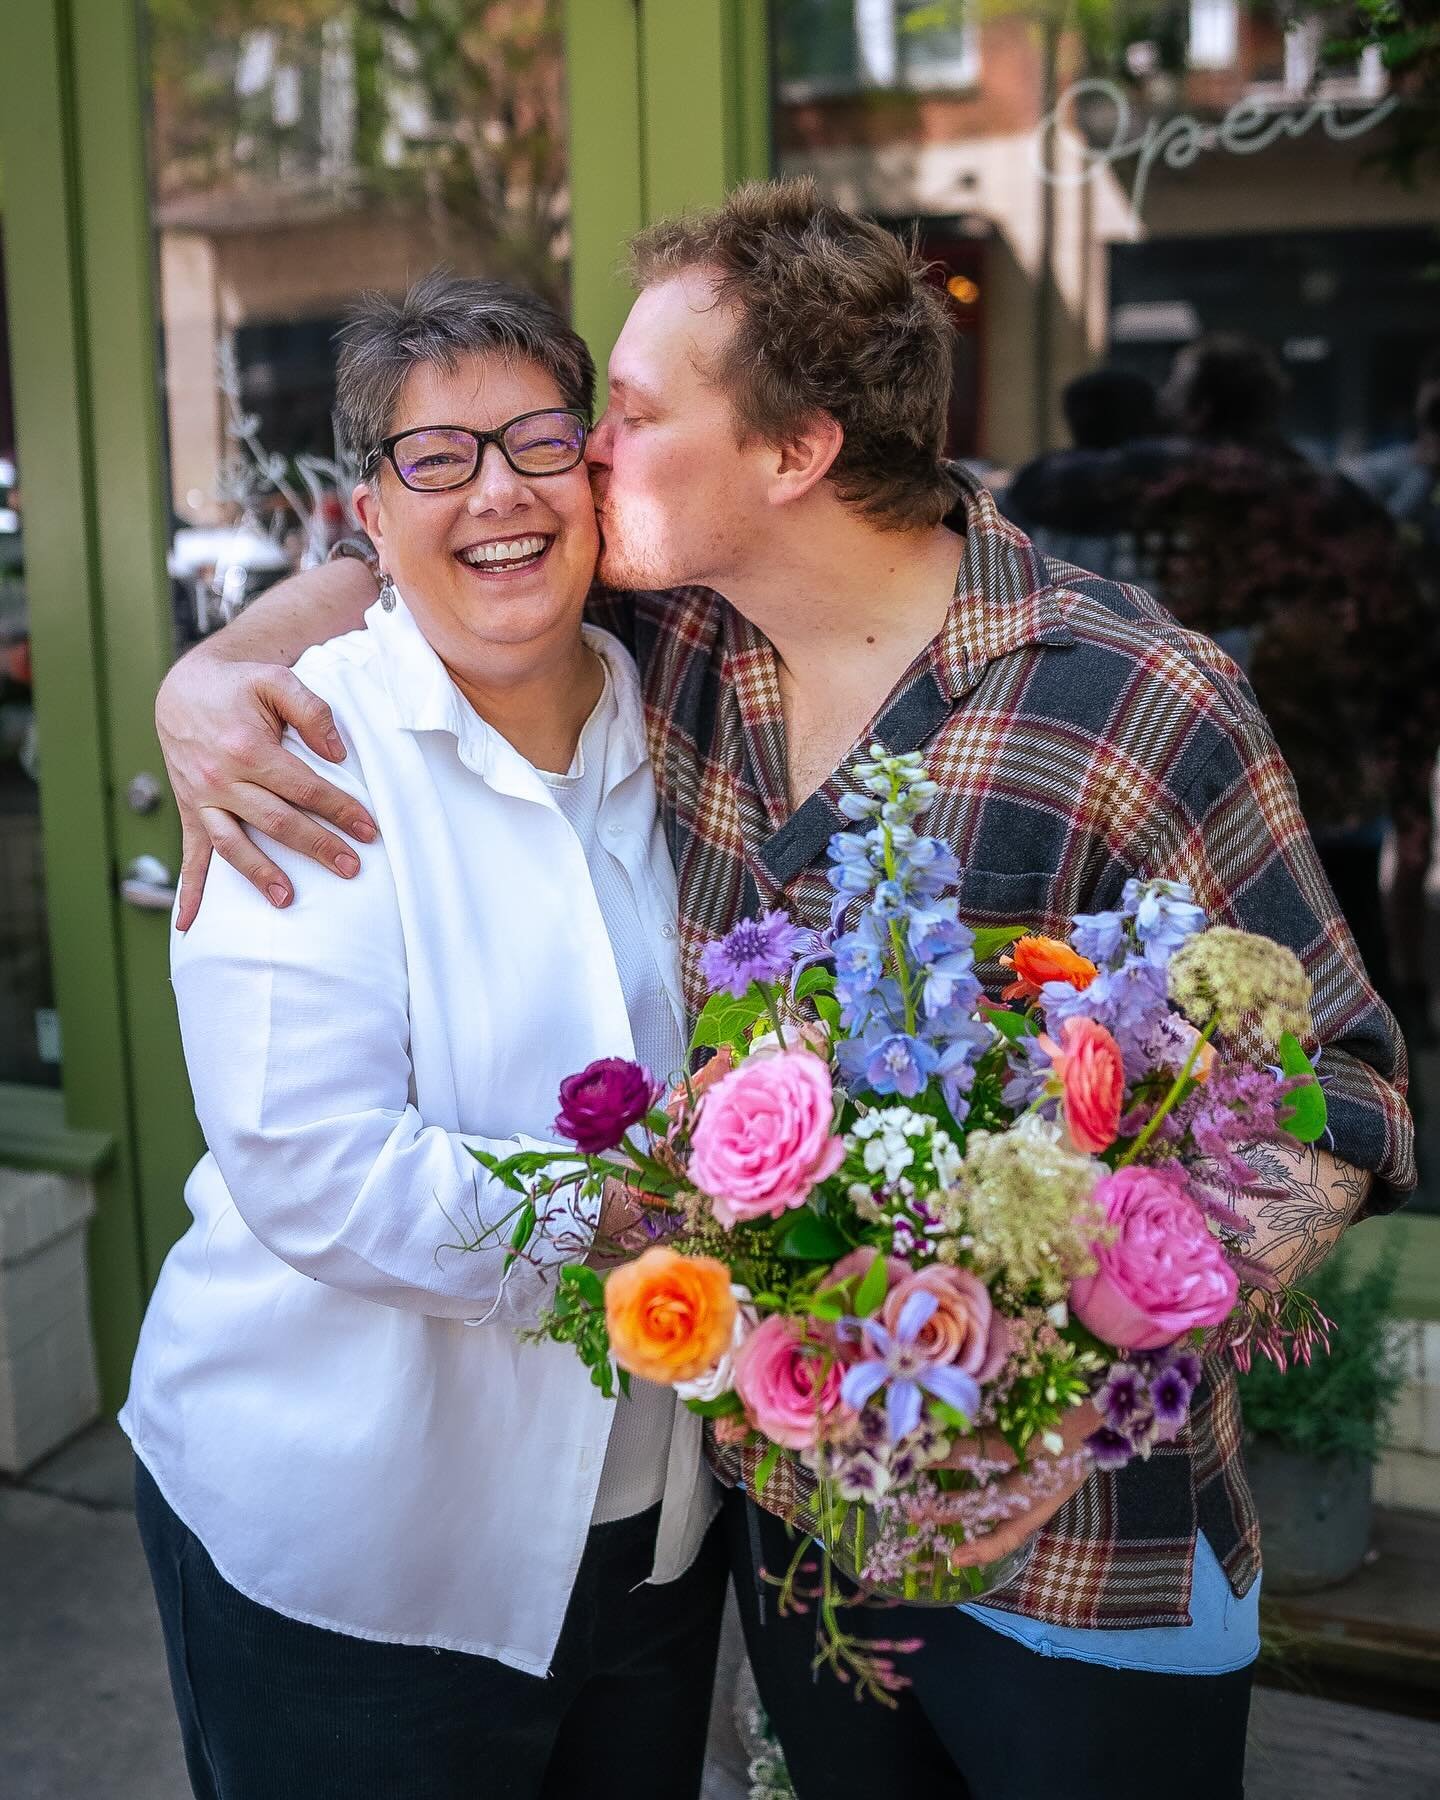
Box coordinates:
[942,1399,1099,1568]
[157,653,376,930]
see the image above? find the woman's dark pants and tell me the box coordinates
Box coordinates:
[135,1458,726,1800]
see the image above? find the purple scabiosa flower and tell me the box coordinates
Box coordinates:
[840,1291,982,1442]
[554,1058,657,1154]
[699,909,806,998]
[1085,1426,1135,1472]
[1149,1364,1191,1432]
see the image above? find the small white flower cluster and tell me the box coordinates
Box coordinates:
[846,1106,963,1193]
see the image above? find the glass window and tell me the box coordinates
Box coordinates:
[0,236,61,1087]
[775,1,978,99]
[772,0,1440,1207]
[1188,0,1239,71]
[142,0,569,653]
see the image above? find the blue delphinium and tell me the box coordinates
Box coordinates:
[1125,877,1206,967]
[828,749,987,1120]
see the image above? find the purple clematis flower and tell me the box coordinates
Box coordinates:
[840,1291,981,1442]
[699,909,807,998]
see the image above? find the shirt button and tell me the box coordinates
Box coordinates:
[606,823,623,836]
[661,923,677,939]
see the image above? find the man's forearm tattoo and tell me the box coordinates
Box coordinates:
[1237,1141,1370,1287]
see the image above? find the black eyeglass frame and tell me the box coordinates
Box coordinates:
[368,407,590,491]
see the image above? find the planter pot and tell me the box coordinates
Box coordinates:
[1245,1437,1373,1594]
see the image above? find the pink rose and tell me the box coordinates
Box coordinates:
[881,1265,1008,1384]
[732,1314,846,1450]
[1071,1166,1238,1350]
[1041,1016,1125,1155]
[688,1050,844,1226]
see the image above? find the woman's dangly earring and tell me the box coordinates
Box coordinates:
[377,570,397,613]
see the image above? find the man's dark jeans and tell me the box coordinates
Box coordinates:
[135,1457,727,1800]
[727,1489,1253,1800]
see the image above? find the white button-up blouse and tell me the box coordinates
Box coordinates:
[120,594,717,1676]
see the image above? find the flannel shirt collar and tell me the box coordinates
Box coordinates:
[933,464,1074,697]
[718,468,1073,883]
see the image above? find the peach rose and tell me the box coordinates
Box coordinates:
[1041,1015,1125,1155]
[605,1247,739,1385]
[1001,935,1099,1005]
[880,1265,1008,1384]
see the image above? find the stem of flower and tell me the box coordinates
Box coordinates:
[759,982,791,1052]
[1116,1009,1220,1167]
[880,775,919,1037]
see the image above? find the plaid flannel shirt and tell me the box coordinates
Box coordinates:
[588,466,1414,1629]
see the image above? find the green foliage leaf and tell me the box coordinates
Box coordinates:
[1276,1031,1328,1144]
[1235,1245,1407,1462]
[981,1002,1038,1043]
[813,993,842,1035]
[971,923,1027,963]
[777,1210,849,1261]
[794,966,837,1000]
[561,1262,605,1307]
[753,1440,782,1497]
[684,1391,745,1418]
[853,1246,890,1317]
[689,988,768,1052]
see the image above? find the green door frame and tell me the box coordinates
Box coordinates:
[0,0,773,1410]
[564,0,772,379]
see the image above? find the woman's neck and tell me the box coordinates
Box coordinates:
[449,635,605,775]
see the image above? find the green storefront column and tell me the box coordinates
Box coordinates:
[0,0,148,1405]
[564,0,773,375]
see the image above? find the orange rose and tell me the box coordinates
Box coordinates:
[1000,935,1099,1005]
[605,1247,738,1385]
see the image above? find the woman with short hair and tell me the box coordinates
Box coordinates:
[122,272,724,1800]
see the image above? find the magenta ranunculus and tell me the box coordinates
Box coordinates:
[687,1050,845,1227]
[732,1314,846,1450]
[554,1058,657,1155]
[1071,1166,1239,1351]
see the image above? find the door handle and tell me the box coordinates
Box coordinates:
[120,854,178,911]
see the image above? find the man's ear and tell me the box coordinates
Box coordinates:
[353,482,384,558]
[768,413,844,509]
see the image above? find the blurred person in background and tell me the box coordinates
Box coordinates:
[1000,367,1172,583]
[1136,334,1440,1057]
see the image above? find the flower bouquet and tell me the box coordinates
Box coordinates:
[465,748,1331,1699]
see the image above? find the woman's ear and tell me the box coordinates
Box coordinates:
[768,413,844,510]
[353,481,384,559]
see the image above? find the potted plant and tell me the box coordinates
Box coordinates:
[1237,1242,1408,1594]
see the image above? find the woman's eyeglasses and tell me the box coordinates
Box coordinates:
[371,409,589,492]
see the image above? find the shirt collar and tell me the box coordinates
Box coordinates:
[367,589,648,791]
[931,464,1074,700]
